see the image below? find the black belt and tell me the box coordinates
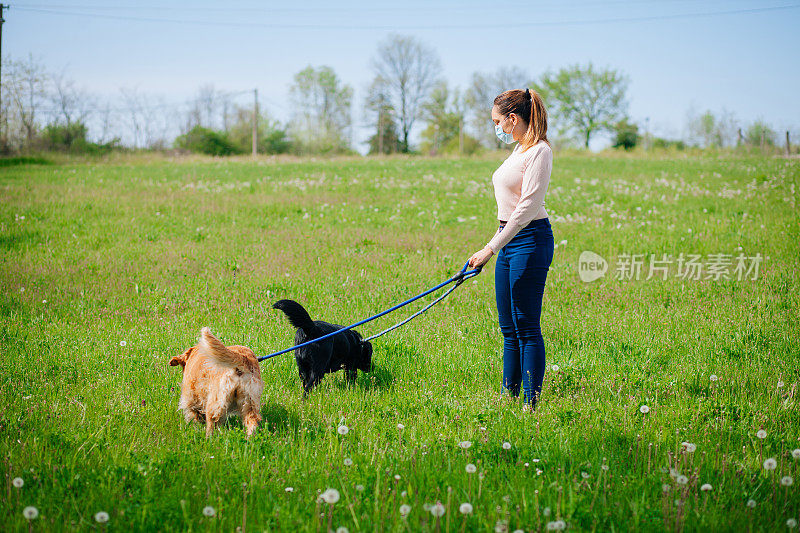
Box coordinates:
[498,218,548,230]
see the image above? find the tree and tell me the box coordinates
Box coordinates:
[227,106,290,154]
[418,81,479,155]
[363,76,399,155]
[535,63,629,148]
[686,108,738,148]
[370,34,441,153]
[464,66,529,148]
[49,70,92,129]
[612,119,640,150]
[289,65,353,154]
[745,120,776,148]
[6,54,49,150]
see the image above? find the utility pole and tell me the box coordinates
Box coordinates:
[252,88,258,158]
[378,108,383,155]
[458,118,463,155]
[0,4,7,124]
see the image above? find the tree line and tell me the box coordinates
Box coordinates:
[1,34,794,156]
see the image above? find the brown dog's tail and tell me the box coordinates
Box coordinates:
[198,327,249,371]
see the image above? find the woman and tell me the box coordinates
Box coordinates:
[468,88,554,410]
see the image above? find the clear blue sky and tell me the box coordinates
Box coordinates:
[9,0,800,150]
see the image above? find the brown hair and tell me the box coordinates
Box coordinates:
[493,88,549,152]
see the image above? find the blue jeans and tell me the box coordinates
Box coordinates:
[494,217,554,407]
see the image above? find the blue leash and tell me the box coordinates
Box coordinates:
[258,260,483,362]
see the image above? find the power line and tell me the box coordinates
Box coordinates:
[13,3,800,30]
[32,89,256,114]
[13,0,753,13]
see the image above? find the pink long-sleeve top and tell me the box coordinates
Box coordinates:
[485,140,553,254]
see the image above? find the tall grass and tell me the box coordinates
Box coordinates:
[1,153,798,531]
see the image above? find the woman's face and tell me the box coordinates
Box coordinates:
[491,105,516,135]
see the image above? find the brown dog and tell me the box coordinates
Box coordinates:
[169,327,263,437]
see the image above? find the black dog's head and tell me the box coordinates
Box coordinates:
[357,340,373,372]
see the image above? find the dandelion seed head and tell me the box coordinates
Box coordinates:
[285,487,294,492]
[639,405,650,414]
[397,423,405,430]
[601,464,609,471]
[202,506,216,517]
[700,483,712,491]
[459,502,473,514]
[551,364,559,372]
[322,488,340,504]
[12,477,24,488]
[355,484,365,492]
[543,507,551,517]
[781,476,794,487]
[709,374,718,382]
[746,499,756,508]
[465,463,477,474]
[681,442,696,453]
[337,425,349,436]
[676,475,689,485]
[394,474,401,481]
[459,440,472,449]
[502,441,512,450]
[788,518,797,529]
[23,506,39,520]
[756,429,767,439]
[430,502,445,517]
[336,527,349,533]
[793,449,800,460]
[119,340,127,347]
[399,504,411,516]
[343,458,353,466]
[763,458,777,471]
[94,512,109,523]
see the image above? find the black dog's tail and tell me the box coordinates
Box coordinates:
[273,299,317,333]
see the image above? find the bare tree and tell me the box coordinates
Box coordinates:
[187,83,221,130]
[370,34,441,152]
[465,66,529,148]
[7,54,49,150]
[49,70,92,127]
[120,87,145,148]
[95,97,120,145]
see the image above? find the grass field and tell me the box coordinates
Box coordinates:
[1,152,799,532]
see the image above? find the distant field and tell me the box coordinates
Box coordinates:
[1,152,798,532]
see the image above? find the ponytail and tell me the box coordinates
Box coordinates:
[493,88,549,152]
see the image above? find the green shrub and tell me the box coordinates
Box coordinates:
[174,126,241,156]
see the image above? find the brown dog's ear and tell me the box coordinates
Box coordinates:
[169,347,194,368]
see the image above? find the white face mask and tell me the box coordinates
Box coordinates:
[495,115,515,144]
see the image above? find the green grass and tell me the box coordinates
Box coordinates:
[1,152,799,532]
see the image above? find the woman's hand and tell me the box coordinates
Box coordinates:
[468,245,495,269]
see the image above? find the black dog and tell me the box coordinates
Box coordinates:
[273,299,373,393]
